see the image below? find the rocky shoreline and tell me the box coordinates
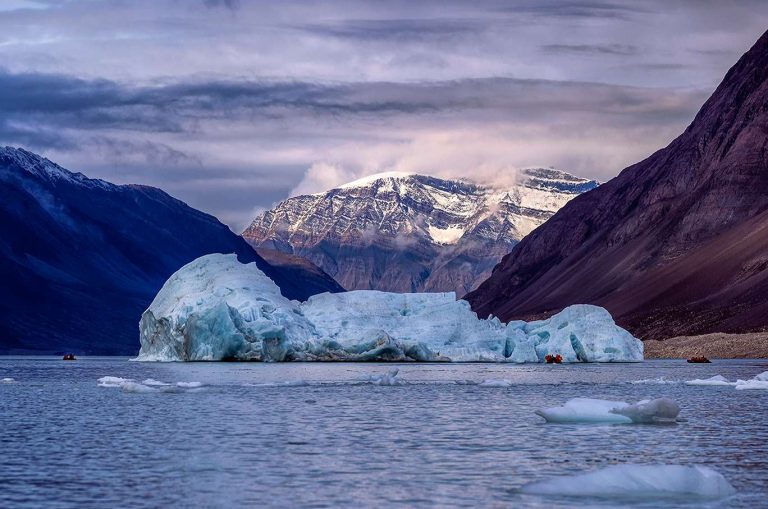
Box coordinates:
[644,333,768,359]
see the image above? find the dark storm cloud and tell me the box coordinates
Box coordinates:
[0,69,706,153]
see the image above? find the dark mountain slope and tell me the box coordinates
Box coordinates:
[467,30,768,340]
[0,148,342,354]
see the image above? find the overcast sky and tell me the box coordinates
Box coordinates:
[1,1,767,229]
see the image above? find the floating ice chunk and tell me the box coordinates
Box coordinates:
[685,375,736,386]
[754,371,768,381]
[610,398,680,423]
[478,379,513,387]
[630,377,678,385]
[119,382,158,393]
[358,368,405,386]
[535,398,632,424]
[734,379,768,390]
[176,381,204,388]
[520,464,735,499]
[97,376,133,388]
[251,380,309,387]
[2,377,14,383]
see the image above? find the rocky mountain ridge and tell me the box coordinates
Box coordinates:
[243,169,597,294]
[466,29,768,340]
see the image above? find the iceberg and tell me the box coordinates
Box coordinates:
[520,464,735,499]
[136,254,644,363]
[535,397,680,424]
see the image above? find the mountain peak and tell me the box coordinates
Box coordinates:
[0,146,111,189]
[243,168,597,294]
[337,171,417,189]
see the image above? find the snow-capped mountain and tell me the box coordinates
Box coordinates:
[243,168,598,294]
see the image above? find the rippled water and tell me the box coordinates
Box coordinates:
[1,358,767,508]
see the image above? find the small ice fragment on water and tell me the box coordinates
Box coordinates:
[536,398,680,424]
[535,398,631,424]
[685,375,736,386]
[630,377,677,385]
[2,377,14,383]
[734,379,768,390]
[119,381,158,393]
[610,398,680,423]
[142,379,171,386]
[358,368,405,386]
[97,376,133,388]
[478,379,513,387]
[176,381,204,388]
[520,464,735,498]
[754,371,768,381]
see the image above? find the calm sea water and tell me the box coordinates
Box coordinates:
[1,357,767,508]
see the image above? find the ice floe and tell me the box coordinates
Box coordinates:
[610,398,680,424]
[520,464,735,499]
[477,379,513,387]
[136,254,644,363]
[535,397,680,424]
[2,377,15,383]
[97,376,204,393]
[734,379,768,390]
[686,371,768,389]
[630,377,678,385]
[685,375,736,386]
[357,368,406,386]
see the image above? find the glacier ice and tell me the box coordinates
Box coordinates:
[136,254,645,363]
[520,464,735,498]
[535,397,680,424]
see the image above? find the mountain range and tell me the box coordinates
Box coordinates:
[243,169,597,294]
[0,148,342,355]
[467,29,768,340]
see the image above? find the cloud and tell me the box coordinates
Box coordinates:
[295,18,487,42]
[542,44,637,55]
[0,0,766,229]
[290,162,357,196]
[505,1,650,20]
